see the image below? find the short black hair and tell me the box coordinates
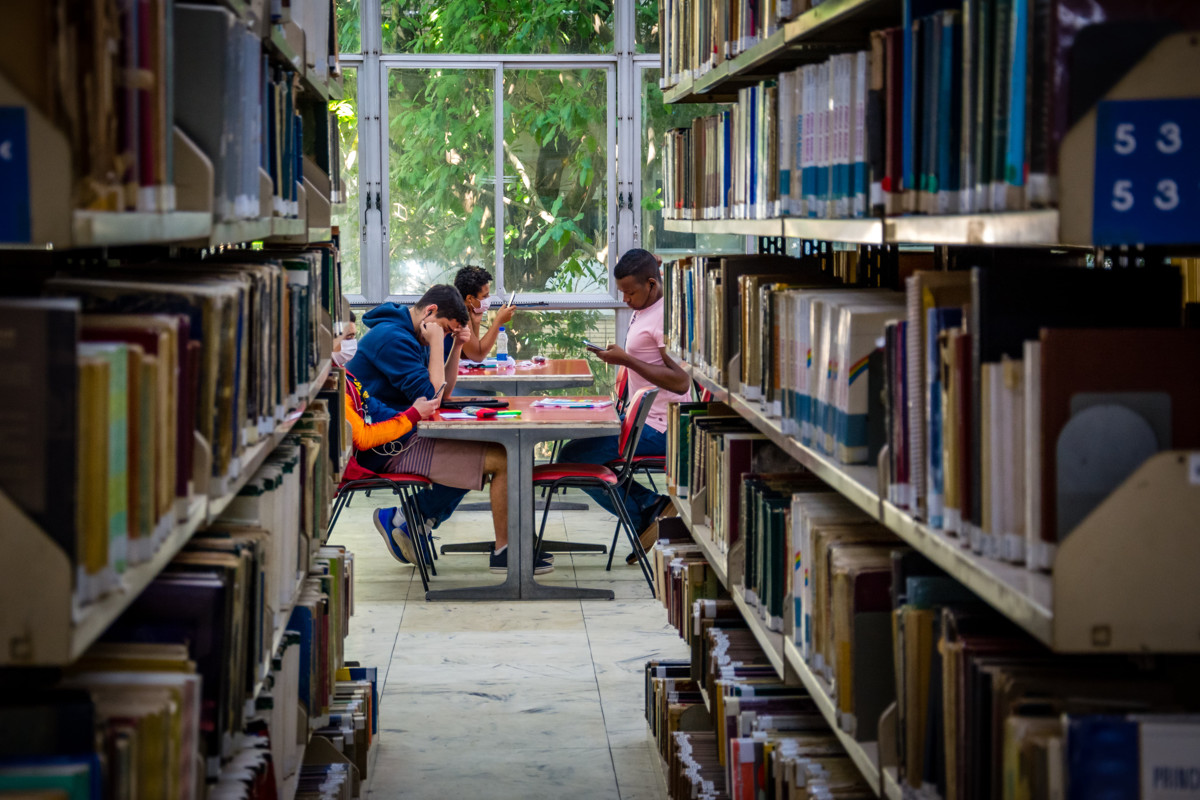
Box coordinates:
[415,284,469,325]
[614,248,659,283]
[454,265,493,300]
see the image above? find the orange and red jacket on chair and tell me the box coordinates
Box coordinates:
[345,371,422,452]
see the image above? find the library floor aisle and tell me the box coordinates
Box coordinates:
[329,489,687,800]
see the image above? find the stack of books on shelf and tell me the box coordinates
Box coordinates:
[0,242,344,628]
[660,0,791,90]
[665,251,1199,578]
[660,3,1200,223]
[660,418,1200,797]
[0,0,344,246]
[646,609,877,799]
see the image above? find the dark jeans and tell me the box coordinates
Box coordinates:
[414,483,468,530]
[557,425,666,528]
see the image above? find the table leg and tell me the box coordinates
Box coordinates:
[425,427,614,602]
[424,430,524,602]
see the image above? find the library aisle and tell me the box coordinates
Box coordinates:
[329,491,686,800]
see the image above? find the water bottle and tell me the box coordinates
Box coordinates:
[496,326,509,361]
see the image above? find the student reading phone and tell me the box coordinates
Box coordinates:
[557,249,690,558]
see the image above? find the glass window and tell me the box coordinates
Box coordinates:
[385,68,496,295]
[508,308,617,393]
[332,67,360,295]
[635,0,659,54]
[380,0,614,54]
[503,68,610,296]
[337,0,361,55]
[639,68,744,257]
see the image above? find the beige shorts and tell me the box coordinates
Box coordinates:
[381,434,488,490]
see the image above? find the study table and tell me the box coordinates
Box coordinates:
[417,396,620,601]
[449,357,596,517]
[454,357,595,396]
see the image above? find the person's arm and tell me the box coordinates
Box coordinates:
[595,345,690,395]
[443,326,472,394]
[346,394,438,451]
[460,310,487,362]
[466,305,515,361]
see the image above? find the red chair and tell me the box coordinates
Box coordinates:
[615,365,630,415]
[327,460,438,592]
[531,387,660,594]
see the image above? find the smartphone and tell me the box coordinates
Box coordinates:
[583,339,604,352]
[506,291,519,308]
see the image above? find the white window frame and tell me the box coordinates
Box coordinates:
[344,0,725,316]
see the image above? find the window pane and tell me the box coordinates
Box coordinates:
[503,68,609,295]
[635,0,659,54]
[507,308,616,393]
[386,68,495,295]
[337,0,361,55]
[332,67,360,295]
[380,0,614,54]
[640,68,744,256]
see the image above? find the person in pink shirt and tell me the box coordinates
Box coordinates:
[557,248,692,539]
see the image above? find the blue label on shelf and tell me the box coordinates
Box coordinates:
[1093,98,1200,246]
[0,107,31,244]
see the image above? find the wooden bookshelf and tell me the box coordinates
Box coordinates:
[662,0,899,103]
[669,486,885,797]
[71,211,213,248]
[781,638,883,796]
[4,358,336,667]
[210,217,274,247]
[674,360,1059,647]
[663,218,784,237]
[270,217,308,239]
[666,211,1061,246]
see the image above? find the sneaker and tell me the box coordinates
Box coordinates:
[373,508,419,565]
[489,547,554,575]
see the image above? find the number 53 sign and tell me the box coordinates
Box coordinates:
[1093,98,1199,246]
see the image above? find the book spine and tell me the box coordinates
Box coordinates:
[853,51,868,218]
[989,0,1012,211]
[1004,0,1029,208]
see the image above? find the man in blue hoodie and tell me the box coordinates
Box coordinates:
[347,285,552,574]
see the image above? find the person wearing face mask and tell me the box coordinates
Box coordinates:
[556,249,690,555]
[345,284,552,575]
[332,310,358,367]
[452,265,516,363]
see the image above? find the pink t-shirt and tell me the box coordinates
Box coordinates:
[625,297,691,433]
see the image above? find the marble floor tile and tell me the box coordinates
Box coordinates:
[336,476,676,800]
[367,743,622,800]
[612,743,670,800]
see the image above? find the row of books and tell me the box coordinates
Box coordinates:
[0,243,342,614]
[0,0,342,227]
[0,522,356,800]
[646,622,875,799]
[661,4,1200,221]
[665,253,1197,572]
[659,0,841,89]
[655,467,1200,797]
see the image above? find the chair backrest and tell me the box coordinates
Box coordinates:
[615,365,630,414]
[615,386,658,477]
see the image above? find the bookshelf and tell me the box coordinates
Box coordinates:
[669,483,885,797]
[3,356,337,667]
[668,211,1061,247]
[663,0,897,103]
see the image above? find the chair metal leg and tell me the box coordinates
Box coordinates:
[533,483,558,560]
[644,469,659,494]
[604,484,655,596]
[326,491,350,540]
[396,488,430,592]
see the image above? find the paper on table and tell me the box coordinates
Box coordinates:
[532,398,614,409]
[436,412,475,420]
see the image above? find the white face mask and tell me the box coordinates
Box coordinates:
[470,297,493,315]
[333,337,357,367]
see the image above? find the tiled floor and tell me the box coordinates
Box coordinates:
[329,486,687,800]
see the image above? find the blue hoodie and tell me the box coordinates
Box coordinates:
[345,303,436,438]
